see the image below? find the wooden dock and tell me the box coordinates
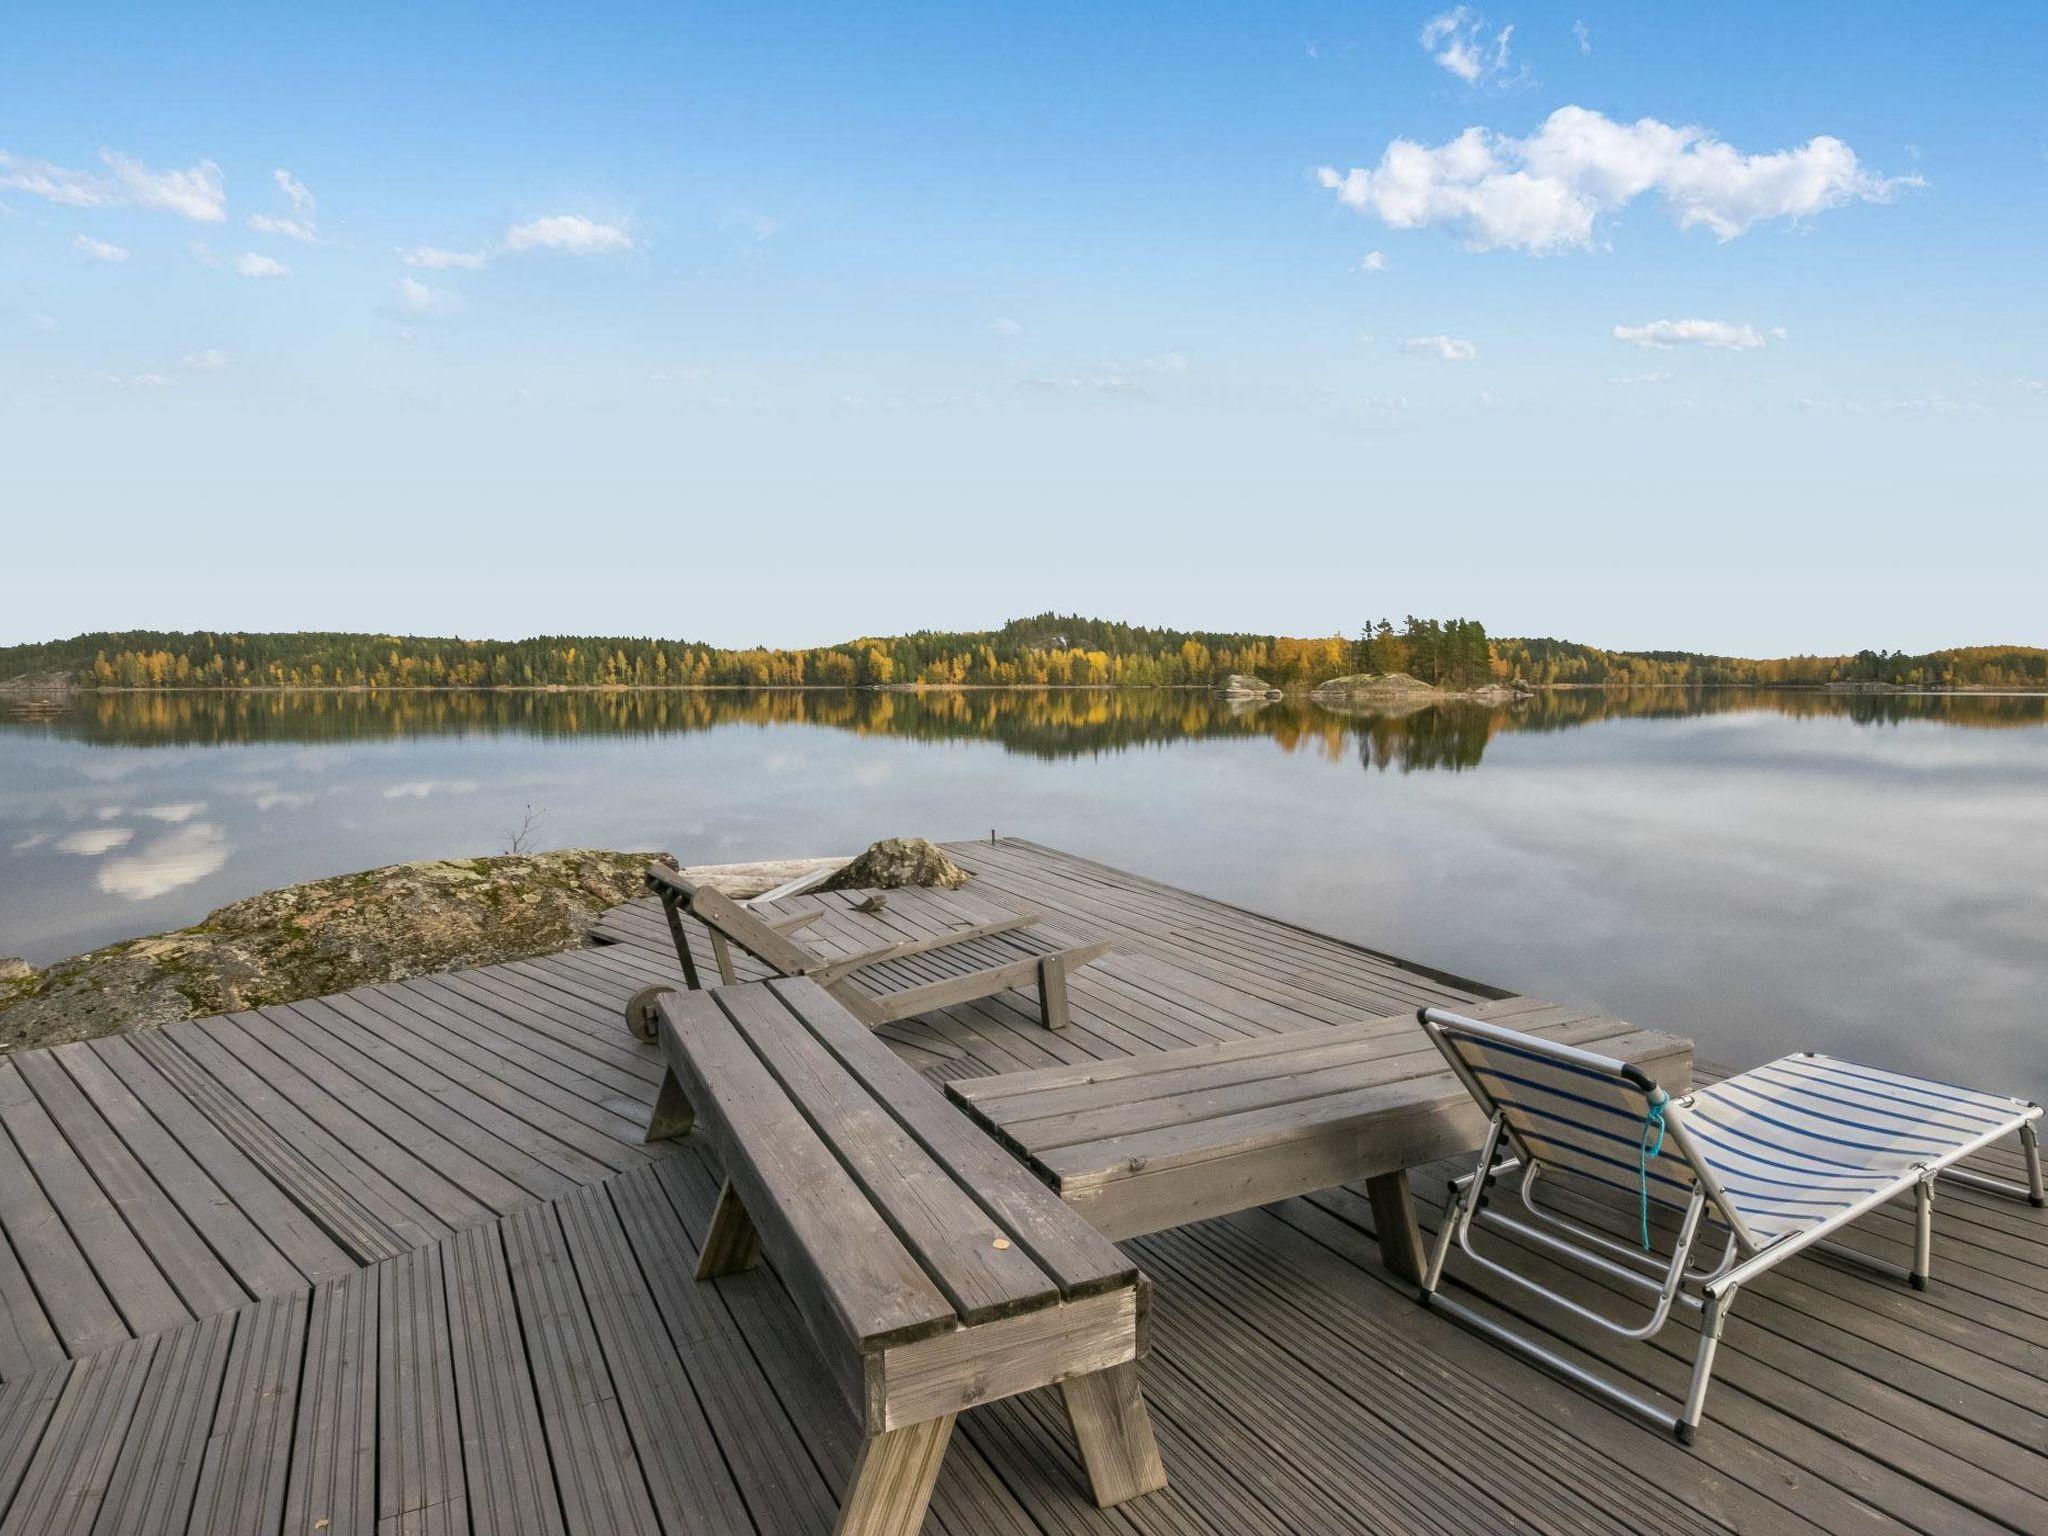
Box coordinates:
[0,838,2041,1533]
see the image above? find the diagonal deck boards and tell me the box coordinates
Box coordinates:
[0,839,2040,1534]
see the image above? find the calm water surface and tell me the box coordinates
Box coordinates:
[4,687,2044,1098]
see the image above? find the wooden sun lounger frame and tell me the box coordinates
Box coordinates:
[638,862,1111,1033]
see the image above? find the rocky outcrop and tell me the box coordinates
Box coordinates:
[1310,672,1534,705]
[0,669,72,718]
[1216,674,1283,699]
[817,837,970,892]
[0,849,669,1053]
[1308,671,1440,700]
[0,959,35,1011]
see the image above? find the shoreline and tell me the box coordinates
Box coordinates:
[19,681,2048,699]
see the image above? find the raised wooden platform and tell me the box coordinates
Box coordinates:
[0,838,2041,1533]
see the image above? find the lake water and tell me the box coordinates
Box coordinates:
[4,687,2044,1099]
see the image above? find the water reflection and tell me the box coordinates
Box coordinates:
[3,686,2044,1101]
[18,684,2047,768]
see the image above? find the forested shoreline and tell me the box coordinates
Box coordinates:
[3,613,2044,693]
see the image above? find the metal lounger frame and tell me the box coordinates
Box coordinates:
[1413,1006,2045,1443]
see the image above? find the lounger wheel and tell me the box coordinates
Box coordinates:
[624,984,674,1042]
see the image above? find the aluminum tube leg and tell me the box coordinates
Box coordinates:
[1911,1178,1934,1290]
[1421,1184,1463,1296]
[1678,1283,1737,1445]
[1423,1116,1503,1299]
[2024,1121,2045,1207]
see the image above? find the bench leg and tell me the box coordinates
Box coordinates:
[644,1066,694,1143]
[1365,1170,1427,1285]
[695,1178,763,1279]
[834,1414,955,1536]
[1037,953,1070,1031]
[1061,1361,1167,1507]
[708,929,739,986]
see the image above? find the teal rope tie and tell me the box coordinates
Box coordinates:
[1638,1091,1669,1251]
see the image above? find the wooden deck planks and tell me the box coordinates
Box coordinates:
[500,1202,662,1536]
[378,1243,470,1536]
[0,1338,156,1536]
[0,840,2039,1536]
[552,1181,758,1536]
[441,1224,559,1536]
[90,1310,234,1536]
[184,1289,306,1536]
[281,1267,375,1536]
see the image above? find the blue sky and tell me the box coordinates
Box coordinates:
[4,2,2043,655]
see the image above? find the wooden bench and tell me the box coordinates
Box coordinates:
[643,976,1167,1536]
[946,997,1693,1281]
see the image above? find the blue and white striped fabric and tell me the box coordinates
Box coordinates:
[1446,1033,1700,1207]
[1682,1054,2035,1246]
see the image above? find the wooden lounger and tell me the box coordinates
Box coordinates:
[644,977,1167,1535]
[634,862,1111,1034]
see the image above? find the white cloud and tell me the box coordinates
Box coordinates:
[181,348,228,371]
[1609,371,1672,385]
[1420,8,1516,86]
[1800,395,1982,417]
[986,316,1024,336]
[74,234,129,263]
[392,275,458,314]
[1573,20,1591,53]
[190,244,291,277]
[247,213,316,242]
[502,214,633,255]
[55,826,134,855]
[102,371,177,388]
[0,148,226,221]
[1022,373,1144,397]
[1400,333,1480,361]
[2016,378,2046,393]
[96,823,228,900]
[1317,105,1919,252]
[248,171,317,243]
[1357,250,1389,273]
[1613,318,1780,350]
[1021,352,1189,397]
[404,245,489,270]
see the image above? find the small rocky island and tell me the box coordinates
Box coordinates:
[1215,673,1284,700]
[1308,670,1534,706]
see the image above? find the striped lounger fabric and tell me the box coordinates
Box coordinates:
[1412,1008,2044,1443]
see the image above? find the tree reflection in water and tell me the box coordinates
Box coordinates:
[27,685,2046,773]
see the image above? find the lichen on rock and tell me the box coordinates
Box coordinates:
[0,849,667,1053]
[816,837,969,892]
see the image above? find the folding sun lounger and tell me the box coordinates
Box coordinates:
[1414,1006,2043,1442]
[631,862,1111,1034]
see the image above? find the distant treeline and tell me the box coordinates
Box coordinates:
[2,613,2043,692]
